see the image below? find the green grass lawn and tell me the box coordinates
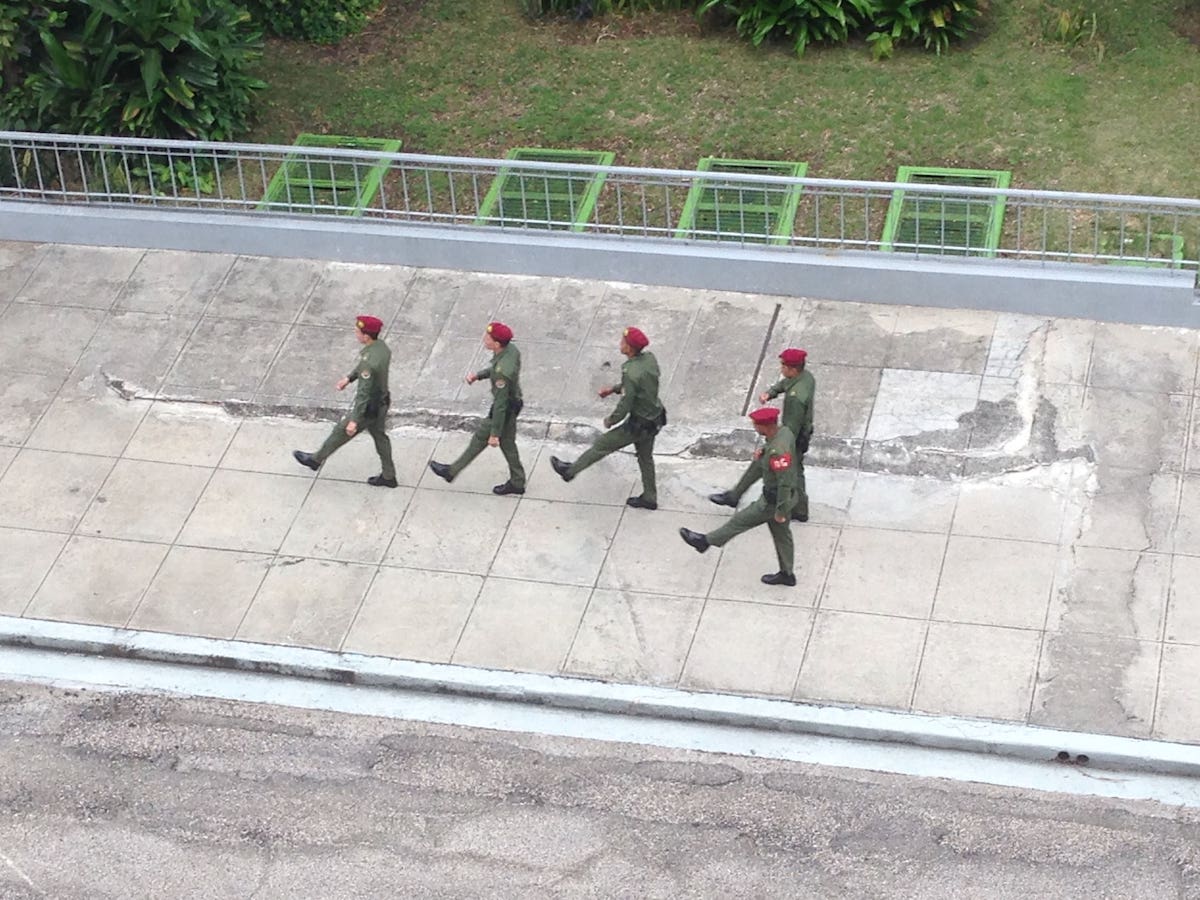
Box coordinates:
[248,0,1200,197]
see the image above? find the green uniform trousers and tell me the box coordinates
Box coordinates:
[448,411,526,489]
[729,455,808,518]
[705,495,794,576]
[315,415,395,480]
[570,424,657,503]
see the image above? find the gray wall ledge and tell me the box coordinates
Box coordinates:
[4,200,1198,327]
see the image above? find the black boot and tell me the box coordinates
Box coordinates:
[292,450,320,472]
[626,495,657,510]
[428,460,453,483]
[550,456,575,482]
[493,481,525,495]
[679,528,710,553]
[367,474,398,488]
[761,571,797,587]
[708,491,737,508]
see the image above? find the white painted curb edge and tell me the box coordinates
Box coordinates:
[3,614,1198,778]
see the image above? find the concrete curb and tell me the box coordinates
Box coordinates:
[4,614,1199,779]
[6,201,1198,327]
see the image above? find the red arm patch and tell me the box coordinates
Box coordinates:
[769,452,792,472]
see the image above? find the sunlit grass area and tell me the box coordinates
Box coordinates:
[249,0,1200,196]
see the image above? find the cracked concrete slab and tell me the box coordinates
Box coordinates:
[299,261,414,328]
[113,249,234,316]
[204,255,325,323]
[0,240,47,290]
[886,306,997,374]
[779,299,896,368]
[797,609,926,709]
[0,369,65,445]
[1031,632,1161,738]
[16,244,144,309]
[867,370,981,443]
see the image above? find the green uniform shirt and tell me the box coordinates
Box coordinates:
[606,351,663,429]
[766,369,815,437]
[347,338,391,422]
[760,425,798,518]
[476,343,522,437]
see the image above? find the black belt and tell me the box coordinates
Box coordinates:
[487,398,524,417]
[364,392,390,418]
[624,408,667,436]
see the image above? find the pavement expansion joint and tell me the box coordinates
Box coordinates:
[99,370,1098,479]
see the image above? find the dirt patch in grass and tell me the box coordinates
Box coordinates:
[1175,3,1200,47]
[289,0,432,64]
[542,8,707,42]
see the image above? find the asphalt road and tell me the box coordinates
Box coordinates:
[1,680,1198,900]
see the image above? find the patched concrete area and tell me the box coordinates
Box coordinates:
[2,240,1200,744]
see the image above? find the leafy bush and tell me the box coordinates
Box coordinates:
[23,0,265,139]
[1037,4,1105,61]
[0,1,34,88]
[245,0,381,43]
[0,1,60,130]
[1042,5,1096,44]
[697,0,876,55]
[866,0,990,57]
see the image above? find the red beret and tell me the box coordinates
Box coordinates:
[486,321,513,343]
[623,326,649,351]
[779,348,807,367]
[748,407,780,425]
[356,315,383,336]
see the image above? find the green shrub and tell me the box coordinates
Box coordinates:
[1036,4,1105,60]
[697,0,876,55]
[1042,5,1096,44]
[0,1,34,86]
[24,0,265,139]
[696,0,990,57]
[866,0,990,57]
[246,0,381,43]
[0,1,61,130]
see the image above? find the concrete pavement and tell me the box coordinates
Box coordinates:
[2,239,1200,745]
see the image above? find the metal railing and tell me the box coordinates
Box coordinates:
[2,130,1198,272]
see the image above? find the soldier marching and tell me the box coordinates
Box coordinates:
[550,326,666,511]
[428,321,527,495]
[292,314,397,488]
[680,406,801,587]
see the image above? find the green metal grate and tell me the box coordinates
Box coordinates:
[881,166,1011,257]
[674,157,807,245]
[1099,229,1186,269]
[474,148,615,232]
[260,133,401,216]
